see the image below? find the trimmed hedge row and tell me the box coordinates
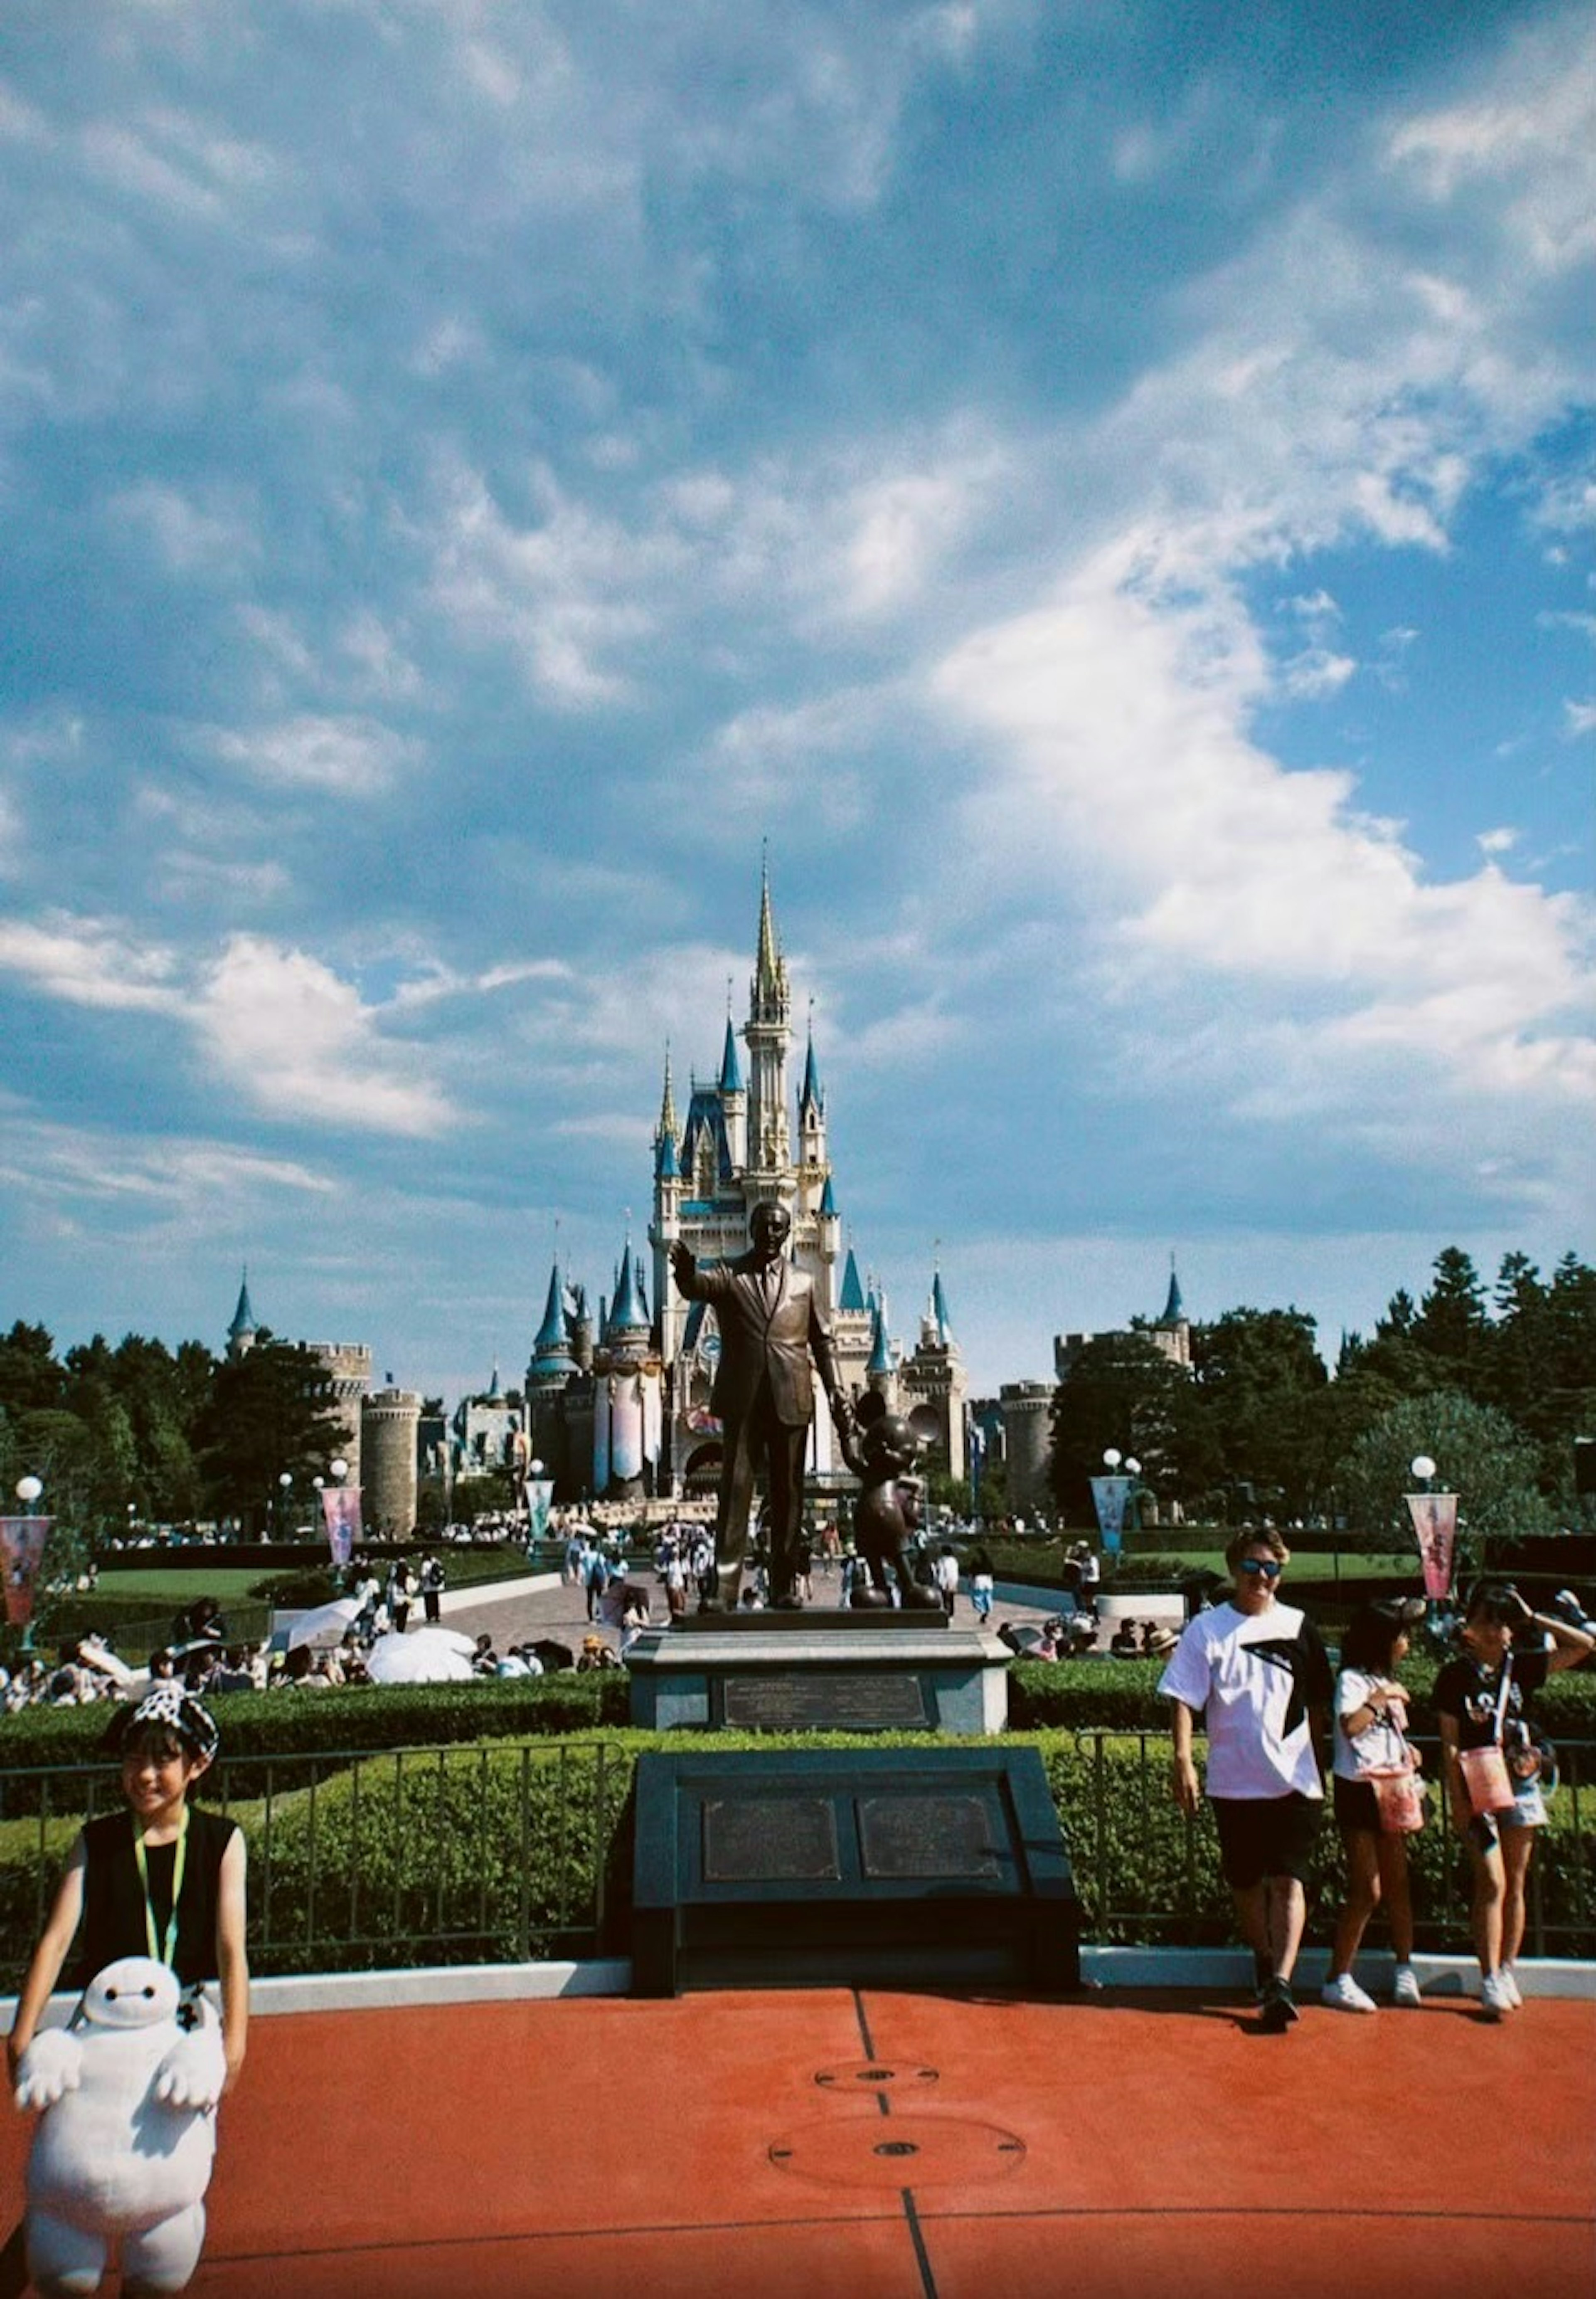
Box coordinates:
[6,1653,1593,1776]
[0,1673,631,1788]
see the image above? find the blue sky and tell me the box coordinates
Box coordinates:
[0,0,1591,1406]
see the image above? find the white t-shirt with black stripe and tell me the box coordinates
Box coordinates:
[1160,1601,1330,1800]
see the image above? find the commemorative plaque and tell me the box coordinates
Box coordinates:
[632,1746,1079,1998]
[703,1797,841,1883]
[719,1671,929,1732]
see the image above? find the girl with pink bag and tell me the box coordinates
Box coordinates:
[1321,1597,1429,2013]
[1435,1584,1594,2020]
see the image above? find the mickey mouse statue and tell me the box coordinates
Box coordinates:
[840,1390,943,1611]
[14,1954,224,2296]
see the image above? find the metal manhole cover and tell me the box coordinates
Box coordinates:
[768,2116,1027,2191]
[814,2063,940,2092]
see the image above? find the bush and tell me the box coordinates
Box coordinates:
[248,1567,340,1607]
[0,1672,631,1810]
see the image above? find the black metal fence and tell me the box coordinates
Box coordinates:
[1057,1729,1595,1959]
[0,1739,630,1990]
[3,1730,1591,1987]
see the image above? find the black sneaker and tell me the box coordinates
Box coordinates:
[1258,1978,1299,2032]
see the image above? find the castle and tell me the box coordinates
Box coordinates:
[520,866,969,1503]
[225,870,970,1513]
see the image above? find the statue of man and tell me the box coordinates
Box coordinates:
[670,1201,852,1609]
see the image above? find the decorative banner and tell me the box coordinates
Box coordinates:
[610,1372,643,1484]
[524,1479,554,1550]
[641,1368,663,1467]
[0,1516,54,1627]
[1089,1476,1133,1556]
[321,1485,362,1569]
[592,1382,611,1496]
[1405,1490,1458,1601]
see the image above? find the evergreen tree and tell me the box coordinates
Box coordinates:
[195,1336,348,1534]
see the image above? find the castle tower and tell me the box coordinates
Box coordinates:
[309,1341,372,1488]
[651,1050,686,1368]
[226,1271,258,1362]
[1153,1254,1193,1371]
[899,1267,968,1480]
[719,1014,746,1172]
[1000,1381,1054,1514]
[743,858,791,1180]
[361,1386,420,1535]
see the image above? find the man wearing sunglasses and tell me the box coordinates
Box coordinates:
[1160,1527,1332,2030]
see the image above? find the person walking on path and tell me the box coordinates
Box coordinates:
[1435,1584,1594,2018]
[1320,1597,1427,2012]
[1160,1527,1332,2032]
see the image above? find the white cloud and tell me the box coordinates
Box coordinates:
[201,715,418,795]
[0,1116,332,1210]
[0,913,457,1137]
[1564,699,1596,738]
[1477,827,1519,856]
[190,937,455,1137]
[933,545,1596,1147]
[0,915,183,1011]
[108,480,259,574]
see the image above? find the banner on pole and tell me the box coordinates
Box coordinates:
[0,1517,53,1627]
[321,1485,362,1569]
[1089,1476,1133,1556]
[1405,1490,1458,1601]
[524,1479,554,1550]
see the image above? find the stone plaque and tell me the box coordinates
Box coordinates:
[858,1794,1001,1881]
[703,1797,841,1883]
[721,1672,930,1732]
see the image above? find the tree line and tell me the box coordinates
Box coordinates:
[0,1325,350,1540]
[1049,1247,1596,1548]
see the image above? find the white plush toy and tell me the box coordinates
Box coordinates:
[14,1955,224,2297]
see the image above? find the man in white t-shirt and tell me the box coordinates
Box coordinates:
[1160,1527,1332,2031]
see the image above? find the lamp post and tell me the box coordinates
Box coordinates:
[276,1470,292,1542]
[13,1475,44,1653]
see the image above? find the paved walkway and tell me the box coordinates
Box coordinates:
[5,1984,1589,2297]
[440,1566,1065,1659]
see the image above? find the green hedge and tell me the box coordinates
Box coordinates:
[5,1719,1595,1982]
[0,1673,631,1796]
[1007,1652,1596,1734]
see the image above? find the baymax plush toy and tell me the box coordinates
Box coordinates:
[14,1955,224,2296]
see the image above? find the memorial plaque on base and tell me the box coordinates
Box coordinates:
[859,1793,999,1880]
[703,1798,841,1883]
[719,1671,929,1732]
[632,1746,1080,1998]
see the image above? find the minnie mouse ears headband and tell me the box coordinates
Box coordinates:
[104,1683,220,1764]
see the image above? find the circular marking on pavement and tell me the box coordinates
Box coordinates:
[813,2062,940,2091]
[768,2116,1027,2191]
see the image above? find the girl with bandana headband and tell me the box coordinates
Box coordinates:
[6,1687,249,2097]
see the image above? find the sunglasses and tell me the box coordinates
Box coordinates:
[1237,1558,1283,1580]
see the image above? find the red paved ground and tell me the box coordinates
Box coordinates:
[5,1986,1593,2298]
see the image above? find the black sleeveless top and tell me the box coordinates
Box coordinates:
[75,1805,238,1989]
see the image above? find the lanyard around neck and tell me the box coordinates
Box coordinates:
[131,1806,190,1968]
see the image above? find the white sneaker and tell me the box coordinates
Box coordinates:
[1391,1964,1422,2008]
[1499,1966,1523,2008]
[1321,1972,1377,2014]
[1480,1971,1513,2019]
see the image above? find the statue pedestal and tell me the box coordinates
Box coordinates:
[631,1744,1079,1996]
[624,1606,1009,1735]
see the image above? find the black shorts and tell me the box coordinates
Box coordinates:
[1210,1792,1322,1889]
[1332,1775,1381,1833]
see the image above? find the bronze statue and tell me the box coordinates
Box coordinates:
[669,1200,852,1609]
[840,1389,942,1610]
